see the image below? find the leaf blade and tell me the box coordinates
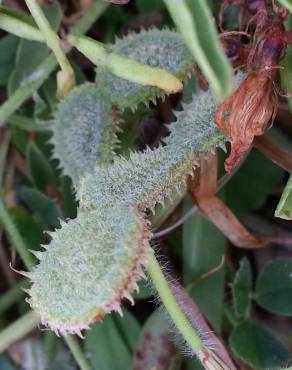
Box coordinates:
[163,0,233,100]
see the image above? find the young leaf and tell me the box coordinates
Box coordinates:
[230,321,290,369]
[163,0,233,100]
[232,257,252,317]
[254,258,292,316]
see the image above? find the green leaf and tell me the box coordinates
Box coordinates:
[255,258,292,316]
[183,197,226,332]
[232,257,252,318]
[225,149,285,214]
[0,6,44,41]
[132,310,179,370]
[26,141,56,191]
[8,3,62,95]
[85,310,140,370]
[19,187,62,229]
[163,0,233,100]
[230,321,290,369]
[9,207,43,250]
[0,35,18,86]
[275,173,292,220]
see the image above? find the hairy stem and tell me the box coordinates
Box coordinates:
[0,0,108,122]
[0,311,38,352]
[0,197,35,270]
[64,335,94,370]
[146,251,204,357]
[25,0,75,96]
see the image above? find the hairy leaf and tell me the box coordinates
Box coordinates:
[51,84,121,184]
[28,207,151,335]
[78,89,225,212]
[94,28,195,110]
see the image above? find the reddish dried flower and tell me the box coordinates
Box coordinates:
[215,72,277,172]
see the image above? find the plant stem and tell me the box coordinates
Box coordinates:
[0,0,108,122]
[0,197,35,270]
[223,305,239,328]
[24,0,75,96]
[24,0,72,74]
[0,311,38,352]
[146,251,204,357]
[64,335,93,370]
[68,35,183,94]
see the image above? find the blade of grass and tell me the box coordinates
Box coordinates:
[0,280,28,315]
[64,336,94,370]
[0,6,44,41]
[0,311,38,353]
[163,0,233,100]
[0,197,35,270]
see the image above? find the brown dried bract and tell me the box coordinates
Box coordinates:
[215,72,277,172]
